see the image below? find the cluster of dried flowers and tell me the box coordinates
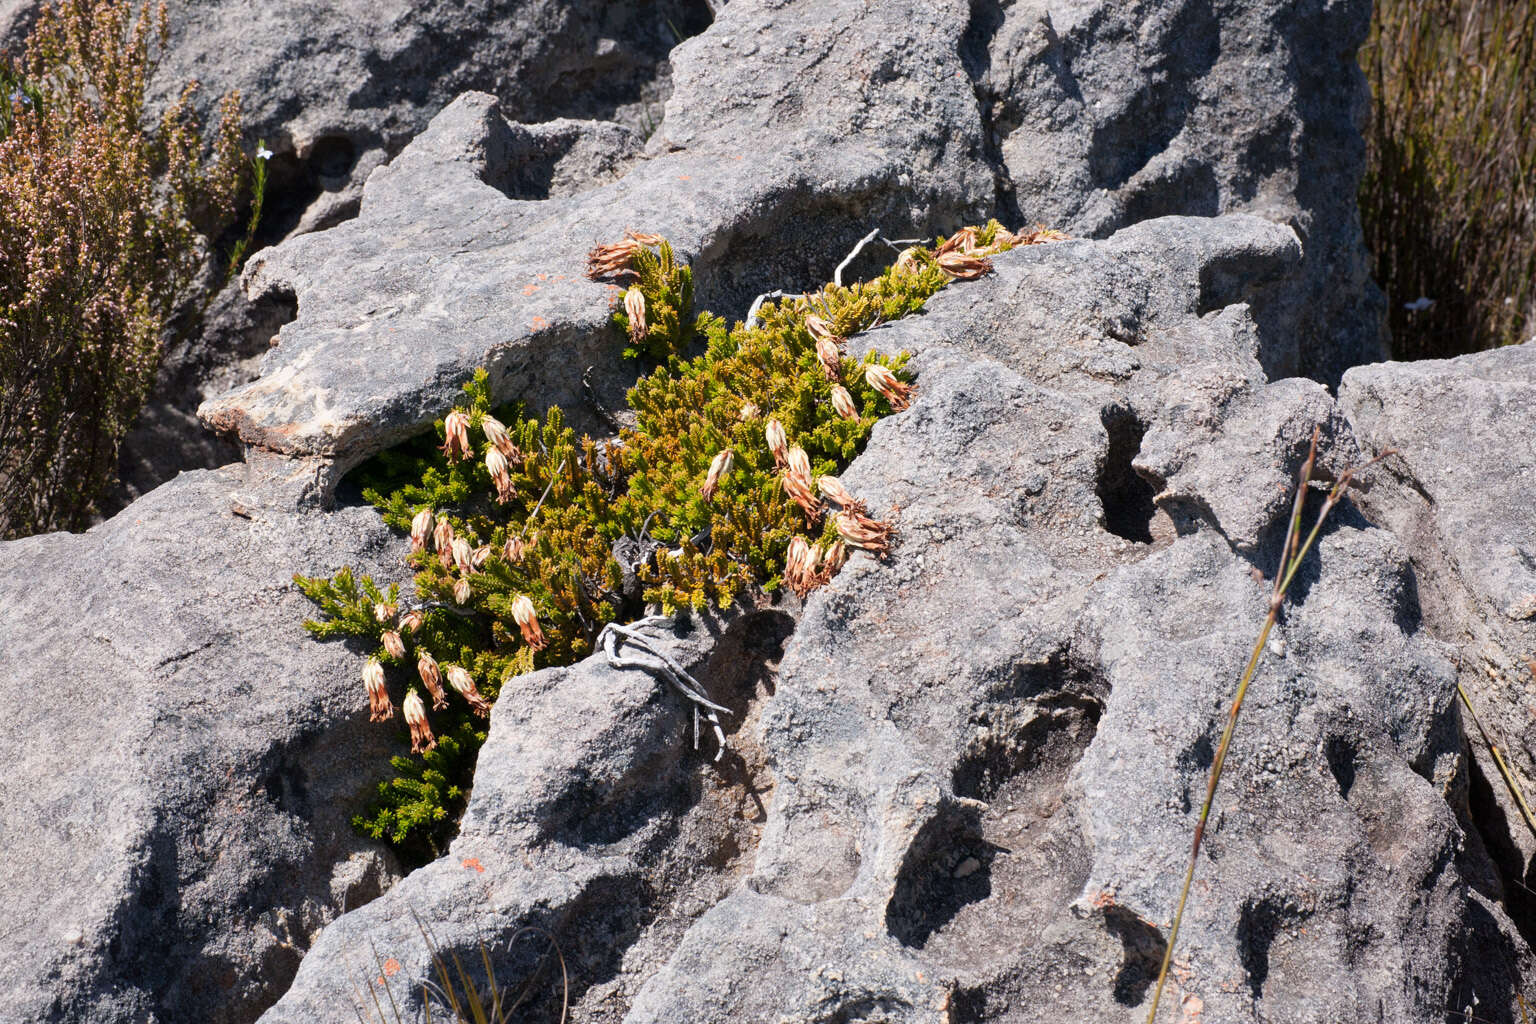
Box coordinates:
[298,220,1066,856]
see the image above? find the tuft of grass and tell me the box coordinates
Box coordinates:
[1360,0,1536,359]
[1145,430,1394,1023]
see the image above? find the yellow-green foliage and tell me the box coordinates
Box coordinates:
[1361,0,1536,358]
[297,222,1046,861]
[0,0,251,537]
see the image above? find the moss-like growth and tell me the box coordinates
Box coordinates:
[297,221,1060,861]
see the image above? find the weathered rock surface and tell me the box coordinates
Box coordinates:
[252,218,1531,1023]
[0,466,406,1022]
[12,1,1535,1022]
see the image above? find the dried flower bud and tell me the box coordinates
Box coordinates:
[373,601,397,624]
[402,690,435,753]
[453,577,472,605]
[399,610,425,633]
[783,536,824,598]
[700,448,734,501]
[989,227,1018,249]
[739,401,760,421]
[804,316,837,344]
[627,230,664,246]
[363,657,393,722]
[417,653,449,709]
[936,227,978,256]
[1018,225,1069,245]
[471,545,492,570]
[816,474,866,513]
[381,630,406,660]
[480,414,509,449]
[786,446,812,481]
[834,510,894,557]
[511,595,548,650]
[816,336,842,380]
[765,418,788,467]
[445,664,492,716]
[830,385,858,421]
[442,410,472,461]
[781,469,822,522]
[894,246,921,271]
[864,364,915,412]
[451,537,474,574]
[434,521,455,568]
[823,540,848,575]
[624,286,647,343]
[504,535,527,562]
[486,446,515,504]
[410,508,435,553]
[585,237,644,279]
[935,251,993,280]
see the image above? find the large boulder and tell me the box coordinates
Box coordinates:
[0,462,406,1022]
[254,217,1529,1022]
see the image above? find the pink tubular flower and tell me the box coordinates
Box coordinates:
[830,385,858,421]
[442,410,472,461]
[403,691,435,753]
[864,363,915,412]
[410,509,435,553]
[700,448,734,501]
[417,653,449,710]
[785,446,812,481]
[446,665,491,716]
[511,595,548,650]
[363,657,393,722]
[480,414,509,450]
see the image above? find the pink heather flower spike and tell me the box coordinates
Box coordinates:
[765,419,788,468]
[830,385,858,421]
[511,595,548,650]
[864,363,915,412]
[624,287,647,342]
[446,665,491,716]
[410,509,435,553]
[363,657,393,722]
[381,630,406,660]
[400,609,424,633]
[442,410,472,461]
[402,690,436,753]
[700,448,734,501]
[453,577,472,605]
[417,653,449,709]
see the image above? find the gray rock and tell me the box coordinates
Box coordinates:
[259,217,1528,1023]
[1339,344,1536,944]
[0,466,406,1023]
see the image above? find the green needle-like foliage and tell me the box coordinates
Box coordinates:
[298,221,1059,861]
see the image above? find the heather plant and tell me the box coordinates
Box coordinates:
[1360,0,1536,358]
[0,0,251,537]
[298,223,1067,860]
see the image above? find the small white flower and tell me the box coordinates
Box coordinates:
[255,145,273,161]
[1403,297,1435,312]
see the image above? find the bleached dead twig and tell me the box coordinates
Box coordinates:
[597,616,730,760]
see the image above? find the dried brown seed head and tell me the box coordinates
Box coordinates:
[834,510,894,557]
[585,237,644,279]
[453,577,472,605]
[486,446,515,503]
[765,418,788,467]
[816,474,865,513]
[624,286,647,343]
[480,414,509,449]
[402,690,435,753]
[364,657,393,722]
[417,653,449,709]
[830,385,858,421]
[451,537,474,574]
[816,336,843,380]
[804,316,837,344]
[410,509,435,554]
[936,227,978,256]
[399,610,425,633]
[381,630,406,660]
[786,446,812,481]
[512,595,548,650]
[935,251,993,280]
[504,535,527,562]
[701,448,734,501]
[442,410,472,461]
[446,664,491,716]
[373,601,397,624]
[864,363,915,411]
